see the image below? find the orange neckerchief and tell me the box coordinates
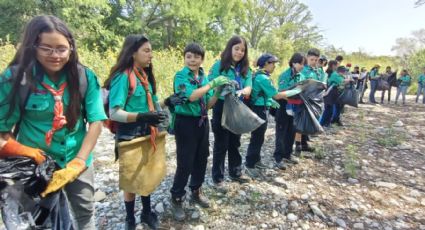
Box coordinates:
[132,67,158,152]
[40,82,68,146]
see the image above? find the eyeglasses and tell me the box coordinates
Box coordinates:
[34,45,73,57]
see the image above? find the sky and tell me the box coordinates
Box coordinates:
[301,0,425,56]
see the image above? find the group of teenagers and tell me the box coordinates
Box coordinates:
[360,64,425,105]
[0,15,423,230]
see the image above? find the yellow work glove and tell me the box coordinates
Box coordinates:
[41,158,86,197]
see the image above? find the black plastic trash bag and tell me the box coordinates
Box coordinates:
[338,83,359,107]
[221,94,265,134]
[290,79,325,135]
[293,100,324,135]
[323,85,341,105]
[376,78,390,91]
[0,156,74,230]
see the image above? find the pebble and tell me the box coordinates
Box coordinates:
[353,223,364,229]
[155,202,164,213]
[287,213,298,222]
[348,178,359,184]
[94,190,107,202]
[336,218,347,228]
[375,181,397,189]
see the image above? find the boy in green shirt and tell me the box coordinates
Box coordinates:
[170,43,228,221]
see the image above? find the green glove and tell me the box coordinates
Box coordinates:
[270,99,280,109]
[208,76,229,89]
[285,87,302,97]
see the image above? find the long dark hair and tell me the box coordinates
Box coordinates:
[220,36,249,77]
[326,60,338,76]
[104,35,156,95]
[2,15,81,130]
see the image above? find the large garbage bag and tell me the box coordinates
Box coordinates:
[0,156,74,230]
[323,85,341,105]
[338,83,359,107]
[218,82,265,134]
[118,132,167,196]
[289,79,325,135]
[376,78,390,91]
[221,94,265,134]
[293,101,324,135]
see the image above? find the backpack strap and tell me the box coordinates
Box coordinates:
[125,69,137,97]
[77,64,88,100]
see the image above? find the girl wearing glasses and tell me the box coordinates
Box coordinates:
[0,15,106,229]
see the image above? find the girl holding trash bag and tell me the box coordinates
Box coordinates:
[209,36,253,185]
[170,43,229,221]
[245,53,301,179]
[103,35,183,230]
[273,53,306,170]
[395,69,412,105]
[0,15,107,229]
[320,66,351,127]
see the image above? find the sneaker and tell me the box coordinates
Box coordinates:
[190,188,210,208]
[274,161,287,170]
[335,120,344,127]
[125,217,136,230]
[170,197,185,221]
[254,161,268,169]
[229,174,251,184]
[245,167,263,179]
[283,156,299,164]
[140,212,159,230]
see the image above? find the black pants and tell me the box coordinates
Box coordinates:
[211,99,243,182]
[170,115,209,199]
[273,100,295,162]
[245,105,268,168]
[381,86,393,103]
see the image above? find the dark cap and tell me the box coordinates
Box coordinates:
[337,66,347,73]
[257,53,279,68]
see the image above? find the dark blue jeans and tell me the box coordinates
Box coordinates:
[369,79,378,103]
[245,106,268,168]
[320,104,333,127]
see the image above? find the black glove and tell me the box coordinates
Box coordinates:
[136,111,168,126]
[164,92,188,107]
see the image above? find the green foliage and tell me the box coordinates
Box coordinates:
[376,125,405,148]
[344,144,359,178]
[407,48,425,94]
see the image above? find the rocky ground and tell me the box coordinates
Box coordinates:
[93,94,425,230]
[1,94,424,230]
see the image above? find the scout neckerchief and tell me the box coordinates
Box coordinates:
[40,81,68,146]
[234,64,243,90]
[133,66,158,152]
[189,71,207,126]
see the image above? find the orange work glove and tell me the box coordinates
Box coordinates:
[0,138,46,164]
[41,157,87,197]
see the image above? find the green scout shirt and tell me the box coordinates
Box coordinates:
[0,66,106,168]
[301,65,320,81]
[173,66,212,117]
[251,70,278,107]
[208,60,253,100]
[417,74,425,85]
[277,68,305,91]
[328,71,345,90]
[369,69,379,80]
[318,67,328,83]
[399,75,411,86]
[108,71,158,113]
